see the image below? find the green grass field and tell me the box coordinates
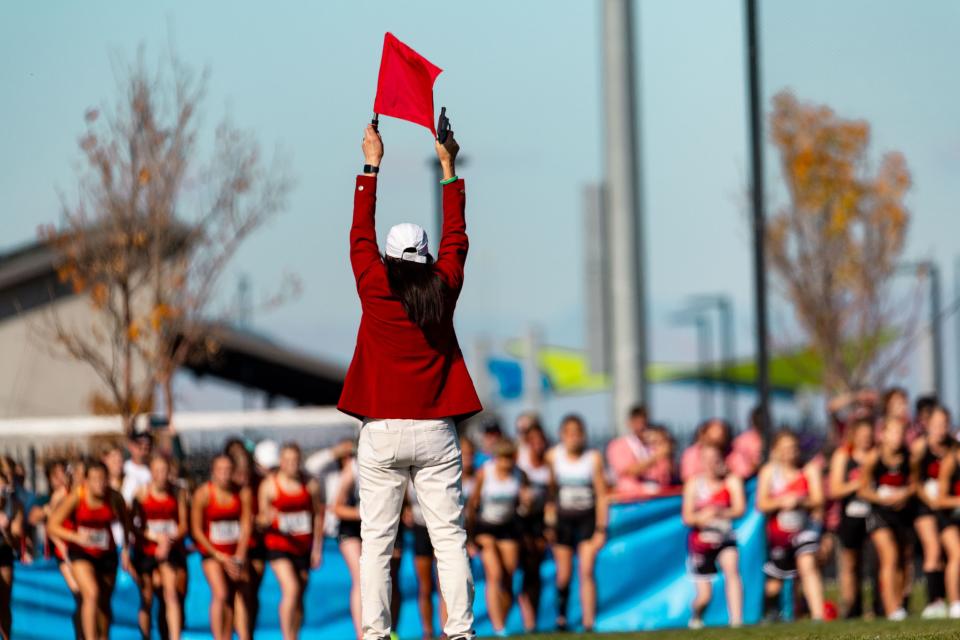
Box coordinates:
[499,618,960,640]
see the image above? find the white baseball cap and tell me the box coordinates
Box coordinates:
[254,439,280,470]
[385,223,431,264]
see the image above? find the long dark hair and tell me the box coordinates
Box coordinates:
[385,257,447,330]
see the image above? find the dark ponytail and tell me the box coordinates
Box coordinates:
[385,257,447,330]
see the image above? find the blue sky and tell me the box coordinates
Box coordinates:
[2,1,959,434]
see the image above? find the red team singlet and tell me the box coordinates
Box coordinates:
[688,478,736,579]
[69,486,116,558]
[764,467,819,578]
[202,483,242,556]
[264,477,314,555]
[139,489,180,557]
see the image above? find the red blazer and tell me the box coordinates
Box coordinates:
[337,175,483,422]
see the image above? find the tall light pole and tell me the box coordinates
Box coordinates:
[745,0,771,449]
[602,0,648,433]
[688,294,736,424]
[673,309,716,423]
[955,257,960,410]
[898,261,943,399]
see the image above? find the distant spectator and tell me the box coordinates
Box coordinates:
[477,421,505,467]
[121,430,153,505]
[515,411,542,468]
[913,394,938,443]
[643,425,677,490]
[304,438,357,539]
[100,443,124,493]
[728,407,765,479]
[827,388,879,442]
[680,419,733,482]
[606,405,668,495]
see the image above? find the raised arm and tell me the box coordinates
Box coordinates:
[433,132,469,292]
[351,125,385,286]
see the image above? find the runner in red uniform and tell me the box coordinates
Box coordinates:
[226,438,265,640]
[191,454,253,640]
[33,459,82,639]
[828,417,874,618]
[861,418,915,620]
[48,460,130,640]
[258,443,324,640]
[936,406,960,618]
[132,455,188,640]
[757,430,825,622]
[682,443,745,629]
[911,404,952,618]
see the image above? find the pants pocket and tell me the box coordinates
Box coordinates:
[360,422,401,466]
[419,422,460,464]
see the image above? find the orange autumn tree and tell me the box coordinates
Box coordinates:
[42,49,292,433]
[766,91,913,394]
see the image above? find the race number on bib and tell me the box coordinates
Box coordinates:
[78,526,110,550]
[147,519,178,537]
[877,485,898,499]
[925,479,940,500]
[845,499,871,518]
[209,520,240,545]
[278,511,312,535]
[777,510,805,533]
[481,501,514,525]
[706,518,732,535]
[559,486,594,512]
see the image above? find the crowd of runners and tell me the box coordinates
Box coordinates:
[0,386,958,638]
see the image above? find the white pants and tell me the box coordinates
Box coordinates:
[358,418,475,640]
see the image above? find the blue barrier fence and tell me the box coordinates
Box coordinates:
[12,481,764,638]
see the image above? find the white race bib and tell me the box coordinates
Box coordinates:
[481,500,514,525]
[845,499,871,518]
[877,485,898,499]
[777,510,805,533]
[559,486,594,512]
[147,519,178,537]
[78,526,110,550]
[278,511,312,535]
[706,518,732,534]
[209,520,240,545]
[699,530,724,546]
[925,479,940,500]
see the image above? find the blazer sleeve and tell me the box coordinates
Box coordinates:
[350,175,381,288]
[435,178,469,292]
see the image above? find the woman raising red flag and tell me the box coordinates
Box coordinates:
[338,121,481,640]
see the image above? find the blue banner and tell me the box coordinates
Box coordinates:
[12,482,764,638]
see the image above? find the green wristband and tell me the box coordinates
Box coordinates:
[440,175,458,185]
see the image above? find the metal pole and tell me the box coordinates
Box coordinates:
[899,261,944,398]
[718,297,736,424]
[696,315,715,422]
[602,0,648,432]
[687,294,736,423]
[929,262,944,400]
[955,257,960,410]
[583,184,611,376]
[523,326,543,413]
[745,0,771,449]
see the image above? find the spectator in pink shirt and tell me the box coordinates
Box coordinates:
[606,405,673,496]
[680,419,733,482]
[728,406,765,480]
[642,425,677,489]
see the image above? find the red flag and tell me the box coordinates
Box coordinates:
[373,33,442,134]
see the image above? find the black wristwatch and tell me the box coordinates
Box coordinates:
[363,164,380,174]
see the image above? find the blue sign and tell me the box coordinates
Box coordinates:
[12,482,764,638]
